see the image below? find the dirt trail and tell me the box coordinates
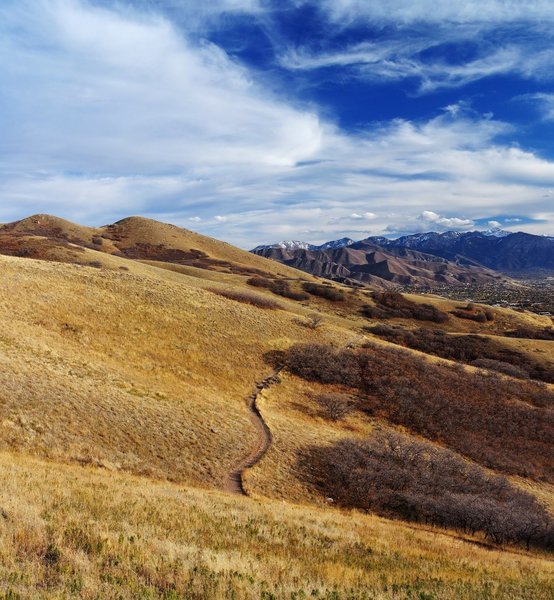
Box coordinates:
[224,367,284,495]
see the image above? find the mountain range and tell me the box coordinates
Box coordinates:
[252,229,554,286]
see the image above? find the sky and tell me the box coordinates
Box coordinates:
[2,0,554,247]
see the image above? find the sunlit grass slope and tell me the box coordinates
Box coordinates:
[0,452,551,600]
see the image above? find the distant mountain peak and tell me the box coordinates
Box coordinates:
[251,240,315,252]
[317,237,355,250]
[480,227,511,238]
[252,237,354,253]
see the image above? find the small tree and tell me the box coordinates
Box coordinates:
[316,393,353,421]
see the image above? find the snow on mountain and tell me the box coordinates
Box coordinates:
[481,228,511,238]
[252,240,316,252]
[252,237,354,252]
[317,237,355,250]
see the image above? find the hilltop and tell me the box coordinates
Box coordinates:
[0,215,552,598]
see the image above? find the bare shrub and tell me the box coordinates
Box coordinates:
[472,359,530,379]
[299,430,553,549]
[247,276,273,288]
[284,342,554,481]
[208,288,280,309]
[316,394,353,421]
[302,282,345,302]
[270,280,310,301]
[366,324,553,383]
[505,327,554,341]
[361,292,448,323]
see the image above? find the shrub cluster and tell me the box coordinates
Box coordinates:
[361,292,448,323]
[302,282,345,302]
[451,303,495,323]
[366,324,554,383]
[299,430,553,549]
[270,280,310,301]
[505,327,554,341]
[208,288,280,309]
[247,277,309,301]
[246,276,273,288]
[284,343,554,481]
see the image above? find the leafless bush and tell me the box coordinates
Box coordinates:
[247,276,273,288]
[505,327,554,341]
[284,342,554,481]
[472,359,530,379]
[299,430,553,549]
[361,292,448,323]
[208,288,280,309]
[316,393,353,421]
[270,280,309,301]
[304,313,323,329]
[302,282,345,302]
[366,324,553,383]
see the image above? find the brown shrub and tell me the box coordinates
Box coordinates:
[247,276,273,288]
[298,430,553,549]
[284,342,554,481]
[451,304,495,323]
[361,292,448,323]
[505,327,554,341]
[270,280,309,301]
[367,324,554,383]
[208,288,280,309]
[471,359,530,380]
[302,282,345,302]
[315,393,354,421]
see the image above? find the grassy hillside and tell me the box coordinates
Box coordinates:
[0,453,552,600]
[0,215,552,597]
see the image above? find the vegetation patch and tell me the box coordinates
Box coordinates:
[248,276,310,301]
[361,291,448,323]
[284,343,554,481]
[208,288,281,309]
[505,326,554,341]
[299,429,553,550]
[367,324,554,383]
[302,282,345,302]
[450,302,495,323]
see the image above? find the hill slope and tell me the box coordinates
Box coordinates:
[0,215,553,596]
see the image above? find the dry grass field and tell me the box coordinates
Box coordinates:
[0,452,552,600]
[0,215,552,598]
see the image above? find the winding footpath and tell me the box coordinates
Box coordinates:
[224,366,284,495]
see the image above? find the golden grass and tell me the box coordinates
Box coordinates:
[0,451,552,600]
[0,255,354,488]
[1,246,553,598]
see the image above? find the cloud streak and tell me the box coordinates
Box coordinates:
[0,0,554,247]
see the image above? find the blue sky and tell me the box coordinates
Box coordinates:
[1,0,554,247]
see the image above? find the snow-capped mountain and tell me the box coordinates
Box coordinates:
[252,229,554,274]
[252,237,354,253]
[251,240,316,252]
[317,237,355,250]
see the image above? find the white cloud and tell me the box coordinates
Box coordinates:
[280,36,554,93]
[0,0,554,246]
[350,212,377,220]
[419,210,474,230]
[316,1,554,24]
[488,220,502,228]
[0,0,324,179]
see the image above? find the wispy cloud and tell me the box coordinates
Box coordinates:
[1,0,554,247]
[315,0,554,25]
